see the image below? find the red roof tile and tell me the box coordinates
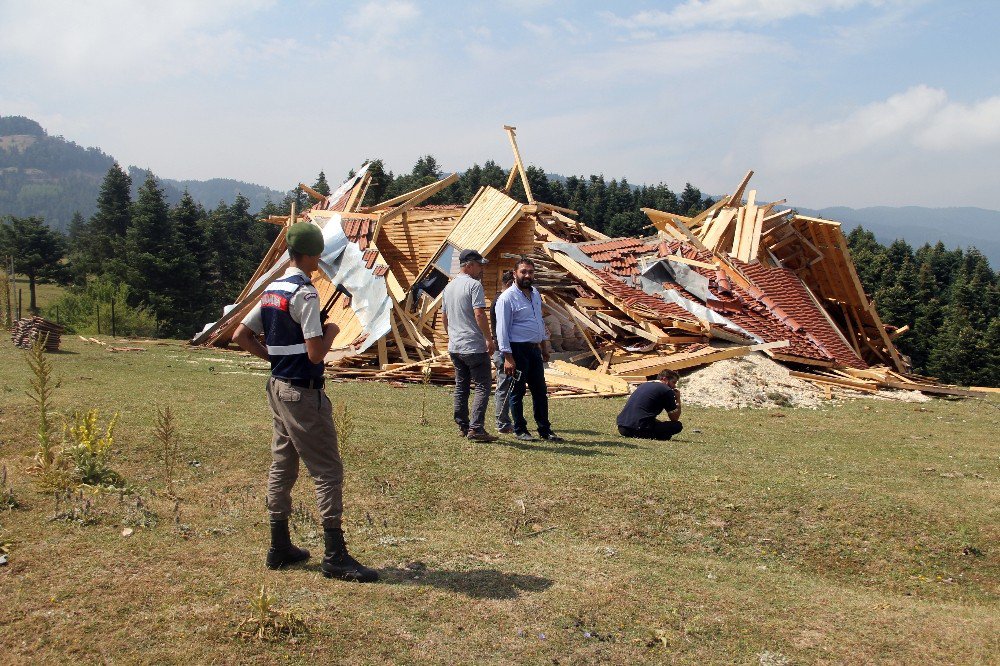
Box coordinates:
[596,238,867,367]
[586,266,700,325]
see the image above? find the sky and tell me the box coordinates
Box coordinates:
[2,0,999,210]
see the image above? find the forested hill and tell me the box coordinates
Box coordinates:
[0,116,283,231]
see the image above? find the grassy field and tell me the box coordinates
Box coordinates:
[5,275,67,319]
[1,336,998,664]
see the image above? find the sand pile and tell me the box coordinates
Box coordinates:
[679,353,823,409]
[678,353,931,409]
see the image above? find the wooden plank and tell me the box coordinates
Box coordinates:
[600,351,614,374]
[362,177,451,212]
[702,208,736,249]
[641,208,708,251]
[503,125,534,203]
[665,255,716,270]
[373,173,459,241]
[376,335,388,368]
[237,226,287,302]
[610,343,784,375]
[574,297,605,308]
[343,172,370,212]
[725,169,754,207]
[550,391,629,400]
[387,311,410,363]
[299,182,327,203]
[550,360,629,392]
[789,371,877,391]
[745,207,766,261]
[878,380,982,397]
[730,206,746,257]
[594,311,661,343]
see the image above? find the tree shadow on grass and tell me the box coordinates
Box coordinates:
[379,563,554,599]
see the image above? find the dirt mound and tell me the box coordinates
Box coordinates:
[680,353,822,409]
[679,353,931,409]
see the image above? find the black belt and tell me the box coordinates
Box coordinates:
[276,377,325,390]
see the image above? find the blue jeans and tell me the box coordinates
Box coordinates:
[509,342,551,436]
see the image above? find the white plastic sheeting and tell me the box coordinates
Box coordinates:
[312,210,391,353]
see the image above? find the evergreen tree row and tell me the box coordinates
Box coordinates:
[846,228,1000,386]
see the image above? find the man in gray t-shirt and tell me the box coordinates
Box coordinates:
[441,250,497,442]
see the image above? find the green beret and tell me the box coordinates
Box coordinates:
[286,222,324,256]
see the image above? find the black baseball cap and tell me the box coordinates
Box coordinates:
[459,249,488,265]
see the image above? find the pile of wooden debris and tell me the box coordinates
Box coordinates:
[193,128,988,401]
[11,316,63,352]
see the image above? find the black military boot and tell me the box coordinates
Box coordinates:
[321,528,379,582]
[266,519,310,570]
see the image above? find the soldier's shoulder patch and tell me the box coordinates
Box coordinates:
[302,290,319,301]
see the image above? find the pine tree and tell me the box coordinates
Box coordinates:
[927,305,979,385]
[312,171,331,197]
[88,163,132,270]
[359,159,392,207]
[0,216,67,313]
[679,183,703,215]
[114,172,198,337]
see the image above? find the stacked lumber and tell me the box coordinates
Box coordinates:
[11,316,63,351]
[193,128,981,401]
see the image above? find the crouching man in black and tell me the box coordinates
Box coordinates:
[616,369,683,441]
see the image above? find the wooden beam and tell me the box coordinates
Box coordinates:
[299,183,327,203]
[878,380,981,397]
[373,173,459,241]
[725,169,754,207]
[503,125,534,203]
[665,255,717,270]
[641,208,708,251]
[594,311,662,343]
[361,177,449,212]
[387,311,411,363]
[789,371,877,392]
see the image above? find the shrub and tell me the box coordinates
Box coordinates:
[64,409,127,491]
[47,277,157,337]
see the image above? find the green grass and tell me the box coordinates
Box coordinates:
[6,275,67,318]
[1,337,998,664]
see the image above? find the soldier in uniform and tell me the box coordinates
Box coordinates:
[233,221,378,583]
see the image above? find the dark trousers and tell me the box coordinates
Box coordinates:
[509,342,551,436]
[618,420,683,441]
[451,352,492,432]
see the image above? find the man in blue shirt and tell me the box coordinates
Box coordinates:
[495,258,564,442]
[616,369,683,441]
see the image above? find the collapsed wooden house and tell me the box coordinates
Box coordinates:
[192,129,982,400]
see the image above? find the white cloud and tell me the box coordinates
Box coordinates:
[522,21,553,38]
[916,96,1000,151]
[567,30,789,82]
[0,0,276,83]
[606,0,885,31]
[763,86,1000,170]
[346,1,420,39]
